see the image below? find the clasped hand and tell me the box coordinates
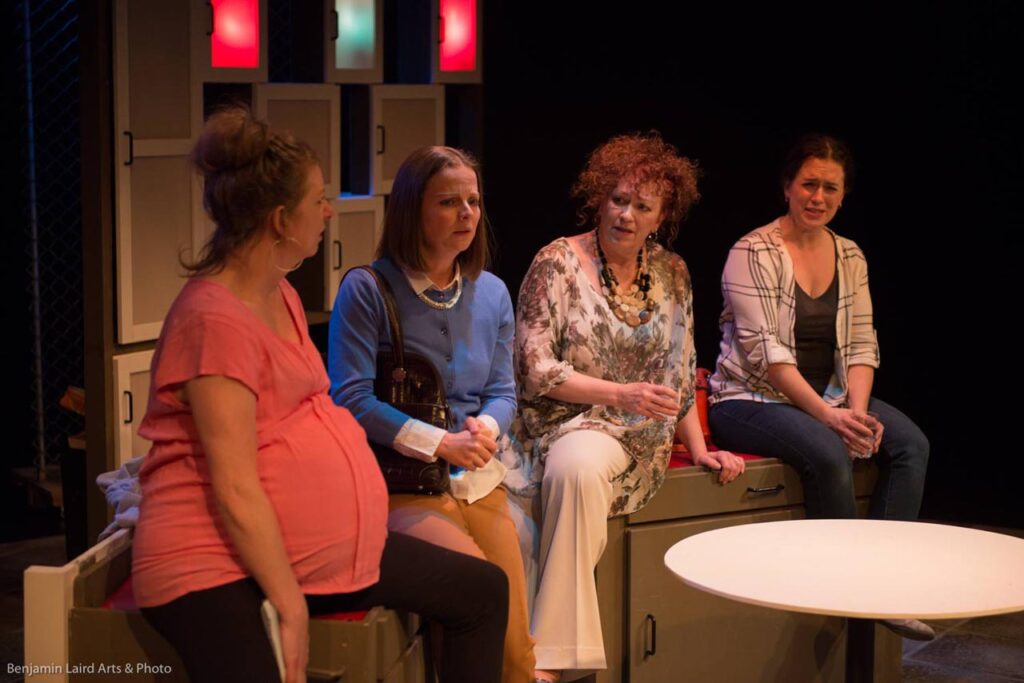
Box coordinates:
[823,407,882,458]
[436,416,496,470]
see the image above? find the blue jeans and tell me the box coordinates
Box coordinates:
[708,398,929,520]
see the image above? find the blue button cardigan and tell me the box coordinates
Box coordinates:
[327,258,517,447]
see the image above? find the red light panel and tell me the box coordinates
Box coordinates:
[439,0,476,72]
[211,0,259,68]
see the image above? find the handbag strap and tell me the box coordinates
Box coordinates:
[344,265,407,382]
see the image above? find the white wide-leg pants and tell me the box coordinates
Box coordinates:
[531,429,630,676]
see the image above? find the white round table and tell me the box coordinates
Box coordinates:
[665,520,1024,681]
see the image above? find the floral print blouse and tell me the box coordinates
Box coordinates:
[504,234,696,516]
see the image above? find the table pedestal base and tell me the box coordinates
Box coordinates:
[846,618,875,683]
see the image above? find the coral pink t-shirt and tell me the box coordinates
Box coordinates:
[132,278,388,608]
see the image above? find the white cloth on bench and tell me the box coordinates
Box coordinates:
[96,456,143,541]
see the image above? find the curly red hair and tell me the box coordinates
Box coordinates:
[571,131,700,247]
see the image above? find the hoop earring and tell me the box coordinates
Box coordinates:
[271,237,304,273]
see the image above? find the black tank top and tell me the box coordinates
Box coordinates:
[794,264,839,397]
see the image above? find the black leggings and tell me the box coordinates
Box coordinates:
[141,532,509,683]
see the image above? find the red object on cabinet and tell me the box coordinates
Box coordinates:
[210,0,260,68]
[439,0,476,72]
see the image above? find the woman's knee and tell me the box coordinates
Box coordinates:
[888,426,930,480]
[900,421,930,460]
[804,447,854,487]
[387,504,485,560]
[461,557,510,616]
[543,452,600,489]
[544,431,628,486]
[903,429,930,471]
[876,405,931,471]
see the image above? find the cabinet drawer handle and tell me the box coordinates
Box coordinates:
[747,484,785,495]
[438,15,445,44]
[205,2,214,36]
[329,10,339,41]
[123,390,133,425]
[123,131,134,166]
[376,125,386,155]
[643,613,656,659]
[333,240,342,270]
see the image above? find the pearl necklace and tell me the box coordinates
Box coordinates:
[594,230,656,327]
[416,276,462,310]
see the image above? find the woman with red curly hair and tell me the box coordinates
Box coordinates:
[509,133,746,681]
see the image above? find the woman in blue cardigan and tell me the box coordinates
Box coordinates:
[328,146,535,683]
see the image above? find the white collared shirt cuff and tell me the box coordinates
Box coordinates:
[392,419,446,463]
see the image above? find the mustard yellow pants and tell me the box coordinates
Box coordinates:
[389,486,536,683]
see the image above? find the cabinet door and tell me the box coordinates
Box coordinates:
[371,85,445,194]
[432,0,482,83]
[627,508,850,683]
[112,350,154,469]
[254,84,342,197]
[114,0,204,343]
[326,195,384,310]
[324,0,383,83]
[191,0,268,83]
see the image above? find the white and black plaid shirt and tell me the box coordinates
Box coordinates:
[709,219,880,407]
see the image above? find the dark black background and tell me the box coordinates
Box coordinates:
[481,1,1022,526]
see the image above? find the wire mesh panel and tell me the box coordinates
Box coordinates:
[14,0,84,469]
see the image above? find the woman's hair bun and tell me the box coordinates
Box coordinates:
[183,105,318,276]
[190,107,271,175]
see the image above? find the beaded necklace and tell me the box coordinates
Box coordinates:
[594,229,656,326]
[415,276,462,310]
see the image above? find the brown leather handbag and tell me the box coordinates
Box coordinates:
[353,266,452,495]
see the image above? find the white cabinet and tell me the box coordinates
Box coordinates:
[371,85,445,194]
[328,195,385,309]
[254,84,342,197]
[112,350,154,468]
[324,0,383,83]
[593,459,900,683]
[289,195,384,312]
[89,0,484,544]
[113,0,203,343]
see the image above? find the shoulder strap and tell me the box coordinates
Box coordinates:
[343,265,407,379]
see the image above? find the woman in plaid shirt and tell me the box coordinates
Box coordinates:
[707,136,931,640]
[708,136,933,528]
